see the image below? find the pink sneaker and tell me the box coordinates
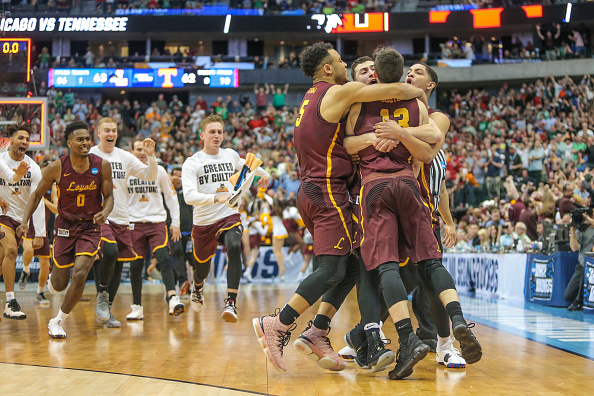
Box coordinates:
[294,321,347,371]
[253,310,296,372]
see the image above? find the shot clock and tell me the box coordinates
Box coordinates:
[0,38,31,83]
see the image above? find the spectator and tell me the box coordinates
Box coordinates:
[500,222,517,251]
[514,222,533,251]
[528,139,545,185]
[536,24,561,61]
[280,170,300,197]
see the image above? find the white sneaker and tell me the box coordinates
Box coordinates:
[436,337,467,368]
[126,305,144,320]
[168,295,185,316]
[48,317,67,339]
[338,345,356,360]
[190,281,204,313]
[104,313,121,328]
[221,298,237,323]
[379,321,387,343]
[4,300,26,320]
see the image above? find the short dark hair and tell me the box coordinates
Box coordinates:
[65,121,89,140]
[350,56,373,81]
[418,62,438,86]
[6,123,32,137]
[300,42,334,78]
[373,46,404,84]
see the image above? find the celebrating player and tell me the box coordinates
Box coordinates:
[182,115,269,322]
[17,121,113,338]
[0,123,46,320]
[89,117,158,327]
[126,140,185,320]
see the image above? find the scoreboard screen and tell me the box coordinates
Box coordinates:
[0,38,31,83]
[49,68,239,88]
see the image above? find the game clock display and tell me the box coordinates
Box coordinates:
[0,38,31,83]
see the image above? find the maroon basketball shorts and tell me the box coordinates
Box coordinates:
[297,179,352,256]
[25,227,51,258]
[52,216,101,269]
[192,214,242,264]
[100,221,138,261]
[0,215,26,246]
[360,175,442,271]
[130,222,170,259]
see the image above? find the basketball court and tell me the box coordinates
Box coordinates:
[1,282,593,395]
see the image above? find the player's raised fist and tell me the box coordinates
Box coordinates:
[143,138,156,156]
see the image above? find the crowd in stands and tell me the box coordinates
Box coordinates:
[437,73,594,253]
[441,26,590,63]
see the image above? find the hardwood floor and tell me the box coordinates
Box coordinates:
[1,282,593,395]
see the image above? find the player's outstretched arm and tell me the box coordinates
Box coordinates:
[94,159,114,224]
[128,138,159,181]
[16,160,60,237]
[439,179,457,249]
[323,81,426,121]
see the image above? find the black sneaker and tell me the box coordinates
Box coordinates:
[567,301,583,311]
[421,338,437,353]
[346,324,369,369]
[388,333,429,380]
[18,271,30,290]
[4,299,27,320]
[366,330,395,373]
[36,292,51,306]
[452,321,482,364]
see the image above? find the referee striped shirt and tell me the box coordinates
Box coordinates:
[429,149,447,213]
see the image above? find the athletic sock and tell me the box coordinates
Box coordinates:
[23,266,30,274]
[98,284,109,293]
[313,314,331,331]
[395,318,414,343]
[279,303,299,326]
[57,309,69,322]
[227,292,237,304]
[37,285,44,294]
[364,322,380,339]
[437,336,450,349]
[6,291,15,301]
[445,301,466,325]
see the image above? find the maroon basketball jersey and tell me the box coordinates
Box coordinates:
[354,98,420,178]
[57,154,104,221]
[294,81,352,181]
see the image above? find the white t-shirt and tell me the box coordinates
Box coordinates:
[128,165,180,227]
[0,152,45,236]
[182,148,268,226]
[0,158,16,182]
[89,146,158,225]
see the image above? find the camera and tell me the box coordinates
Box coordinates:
[570,205,593,232]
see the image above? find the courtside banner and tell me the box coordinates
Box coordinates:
[441,253,526,301]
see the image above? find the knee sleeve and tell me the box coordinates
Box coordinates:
[377,262,409,308]
[223,227,243,290]
[417,258,456,295]
[98,242,119,287]
[193,258,211,283]
[154,247,176,292]
[295,254,348,306]
[321,253,360,309]
[129,259,144,305]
